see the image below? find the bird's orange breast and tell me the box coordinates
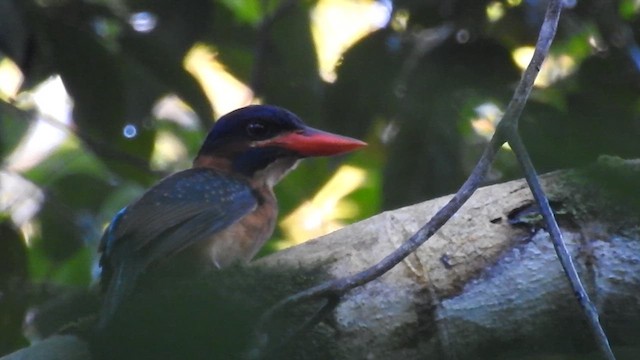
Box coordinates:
[202,185,277,269]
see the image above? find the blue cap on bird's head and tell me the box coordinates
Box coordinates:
[195,105,366,176]
[199,105,301,152]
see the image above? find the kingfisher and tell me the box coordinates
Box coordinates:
[97,105,366,328]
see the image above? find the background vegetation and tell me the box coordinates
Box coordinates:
[1,0,640,355]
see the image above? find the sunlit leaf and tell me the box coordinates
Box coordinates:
[218,0,263,25]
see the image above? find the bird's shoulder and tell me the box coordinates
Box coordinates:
[139,167,252,203]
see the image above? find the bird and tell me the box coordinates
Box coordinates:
[97,105,366,328]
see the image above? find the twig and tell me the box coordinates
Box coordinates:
[495,0,563,134]
[252,1,616,359]
[251,116,502,357]
[497,0,616,358]
[508,132,615,360]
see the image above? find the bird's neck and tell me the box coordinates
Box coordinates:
[193,154,299,189]
[192,154,232,172]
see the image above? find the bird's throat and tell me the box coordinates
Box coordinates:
[253,157,300,189]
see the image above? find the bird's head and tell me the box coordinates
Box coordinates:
[194,105,366,186]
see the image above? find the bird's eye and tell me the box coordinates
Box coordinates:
[246,121,270,139]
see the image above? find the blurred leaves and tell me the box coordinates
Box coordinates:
[0,220,29,354]
[382,38,520,208]
[218,0,264,25]
[257,3,323,119]
[0,100,31,159]
[36,174,109,260]
[1,0,640,356]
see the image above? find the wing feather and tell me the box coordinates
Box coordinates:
[98,168,256,327]
[102,168,256,262]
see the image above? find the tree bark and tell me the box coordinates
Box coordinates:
[4,158,640,359]
[257,157,640,359]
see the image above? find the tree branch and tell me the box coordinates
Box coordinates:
[496,0,615,358]
[5,161,639,359]
[252,1,616,359]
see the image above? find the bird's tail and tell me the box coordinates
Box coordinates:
[97,260,143,331]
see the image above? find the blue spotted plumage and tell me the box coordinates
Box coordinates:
[100,169,256,264]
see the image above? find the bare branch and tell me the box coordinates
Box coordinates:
[496,0,616,358]
[253,1,617,359]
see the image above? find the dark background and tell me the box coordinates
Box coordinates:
[1,0,640,355]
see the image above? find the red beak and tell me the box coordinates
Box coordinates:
[262,126,367,157]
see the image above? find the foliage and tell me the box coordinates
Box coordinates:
[0,0,639,356]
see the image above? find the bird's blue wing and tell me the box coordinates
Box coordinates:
[97,168,256,328]
[101,168,257,265]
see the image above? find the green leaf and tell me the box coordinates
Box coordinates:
[218,0,263,25]
[0,99,31,159]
